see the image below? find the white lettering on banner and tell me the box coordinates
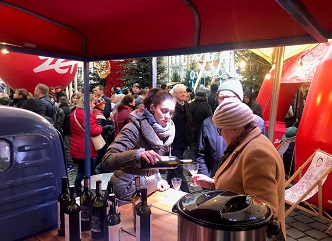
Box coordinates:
[33,56,77,74]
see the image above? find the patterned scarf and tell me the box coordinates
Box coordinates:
[130,107,172,140]
[219,122,256,167]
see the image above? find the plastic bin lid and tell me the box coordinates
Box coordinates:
[177,190,272,231]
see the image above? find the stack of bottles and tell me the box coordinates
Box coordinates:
[57,176,122,241]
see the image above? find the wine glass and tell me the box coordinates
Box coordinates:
[171,178,182,190]
[188,162,199,186]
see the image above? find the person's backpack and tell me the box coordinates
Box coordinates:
[51,104,65,131]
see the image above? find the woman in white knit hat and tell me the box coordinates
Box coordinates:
[193,98,286,239]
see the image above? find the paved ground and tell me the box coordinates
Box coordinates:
[67,163,332,241]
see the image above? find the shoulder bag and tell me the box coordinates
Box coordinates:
[73,110,106,150]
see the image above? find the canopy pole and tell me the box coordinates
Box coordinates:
[83,61,91,177]
[268,46,285,143]
[152,57,157,88]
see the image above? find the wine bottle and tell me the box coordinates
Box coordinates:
[132,177,141,231]
[140,156,179,170]
[91,180,105,239]
[105,193,121,241]
[105,179,114,214]
[80,176,94,231]
[135,187,151,241]
[64,186,81,241]
[58,176,69,236]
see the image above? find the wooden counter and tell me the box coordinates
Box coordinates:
[27,188,187,241]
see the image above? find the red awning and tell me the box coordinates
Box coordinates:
[1,0,332,60]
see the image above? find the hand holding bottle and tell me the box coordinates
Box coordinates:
[139,150,161,165]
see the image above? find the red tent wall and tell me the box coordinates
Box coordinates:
[295,44,332,210]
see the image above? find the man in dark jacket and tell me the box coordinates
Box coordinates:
[93,85,112,119]
[207,83,218,112]
[190,90,212,148]
[34,83,53,117]
[243,89,263,117]
[196,79,243,177]
[167,84,193,192]
[59,96,73,171]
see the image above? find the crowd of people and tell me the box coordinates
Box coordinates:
[0,80,286,239]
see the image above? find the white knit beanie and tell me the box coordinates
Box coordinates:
[218,79,244,100]
[213,98,254,129]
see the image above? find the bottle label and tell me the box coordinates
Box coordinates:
[64,212,82,241]
[58,202,61,230]
[80,205,90,221]
[136,213,151,241]
[64,213,69,241]
[91,215,101,232]
[134,198,141,206]
[107,224,122,240]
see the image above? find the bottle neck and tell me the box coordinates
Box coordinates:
[69,187,76,202]
[96,181,101,196]
[83,177,89,191]
[62,177,68,193]
[135,177,141,191]
[141,188,147,206]
[107,181,113,194]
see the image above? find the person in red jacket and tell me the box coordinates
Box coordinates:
[70,94,103,196]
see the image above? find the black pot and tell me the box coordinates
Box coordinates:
[175,190,282,241]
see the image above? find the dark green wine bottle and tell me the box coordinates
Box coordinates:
[132,176,141,231]
[105,193,121,241]
[57,176,69,236]
[91,180,105,239]
[80,176,94,231]
[64,186,81,241]
[135,187,151,241]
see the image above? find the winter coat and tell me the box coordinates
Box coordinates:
[70,107,103,159]
[196,116,227,177]
[243,89,263,117]
[172,101,193,149]
[102,109,176,201]
[39,95,53,117]
[114,104,134,138]
[102,95,112,119]
[59,102,71,136]
[207,91,218,112]
[190,99,212,144]
[214,127,286,238]
[9,98,27,108]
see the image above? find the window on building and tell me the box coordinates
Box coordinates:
[0,140,11,172]
[77,67,83,75]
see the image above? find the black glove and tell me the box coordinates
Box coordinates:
[103,125,113,132]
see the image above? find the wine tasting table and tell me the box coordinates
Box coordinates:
[26,188,188,241]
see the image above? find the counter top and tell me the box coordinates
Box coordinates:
[27,188,187,241]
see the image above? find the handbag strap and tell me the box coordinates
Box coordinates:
[73,110,85,131]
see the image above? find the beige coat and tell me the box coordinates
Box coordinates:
[215,127,286,238]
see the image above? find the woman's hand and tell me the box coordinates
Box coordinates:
[139,150,161,165]
[157,179,170,192]
[192,174,215,189]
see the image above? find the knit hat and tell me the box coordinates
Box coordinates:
[22,97,43,114]
[95,97,106,108]
[218,79,243,100]
[212,98,254,129]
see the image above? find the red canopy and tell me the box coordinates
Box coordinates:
[1,0,332,60]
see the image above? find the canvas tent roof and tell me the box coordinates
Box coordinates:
[1,0,332,61]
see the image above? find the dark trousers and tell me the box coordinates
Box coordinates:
[166,147,190,193]
[73,158,94,197]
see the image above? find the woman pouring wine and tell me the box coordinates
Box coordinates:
[102,88,176,201]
